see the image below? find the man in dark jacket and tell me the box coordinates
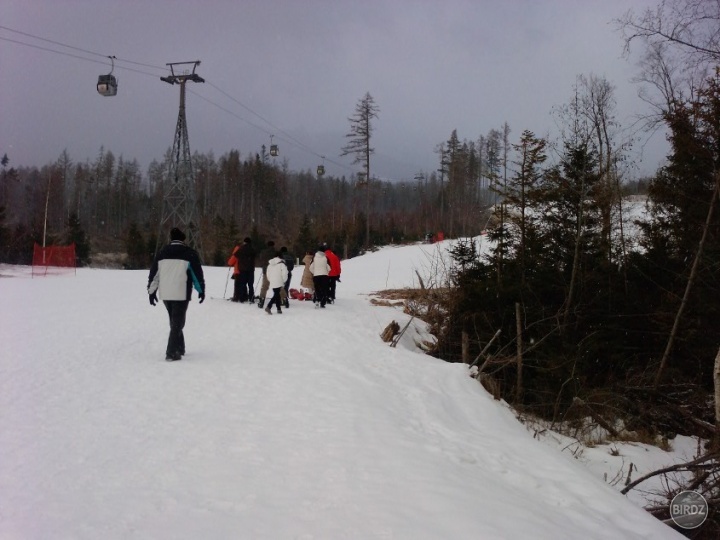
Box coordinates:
[147,227,205,361]
[279,246,294,308]
[228,237,256,302]
[237,237,257,303]
[256,240,275,309]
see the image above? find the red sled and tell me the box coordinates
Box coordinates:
[304,292,313,301]
[289,288,304,300]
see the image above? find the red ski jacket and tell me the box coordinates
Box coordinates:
[325,249,341,277]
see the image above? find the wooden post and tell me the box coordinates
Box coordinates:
[516,302,523,404]
[462,331,469,364]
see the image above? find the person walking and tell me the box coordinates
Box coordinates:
[147,227,205,361]
[256,240,275,309]
[324,244,341,303]
[235,237,256,302]
[227,241,242,301]
[300,249,315,300]
[279,246,294,308]
[309,245,330,308]
[264,251,288,315]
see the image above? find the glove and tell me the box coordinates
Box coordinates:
[199,292,205,304]
[149,292,157,306]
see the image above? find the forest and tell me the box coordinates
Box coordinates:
[0,140,486,268]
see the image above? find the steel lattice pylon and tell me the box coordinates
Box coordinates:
[157,61,205,257]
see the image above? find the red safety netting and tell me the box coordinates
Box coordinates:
[32,243,77,277]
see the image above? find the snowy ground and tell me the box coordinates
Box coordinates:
[0,237,688,539]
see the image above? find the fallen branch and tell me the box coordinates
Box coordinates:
[391,317,415,348]
[620,452,719,495]
[572,397,619,438]
[471,329,502,370]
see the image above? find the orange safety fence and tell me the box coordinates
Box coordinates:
[32,243,77,277]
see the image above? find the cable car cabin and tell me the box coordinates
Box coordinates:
[269,144,279,157]
[317,165,325,176]
[97,74,118,97]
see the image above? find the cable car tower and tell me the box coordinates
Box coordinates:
[157,61,205,256]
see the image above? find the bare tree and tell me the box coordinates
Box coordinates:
[341,92,380,247]
[617,0,720,113]
[617,0,720,64]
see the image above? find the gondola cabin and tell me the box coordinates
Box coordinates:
[97,74,118,96]
[269,144,279,157]
[317,165,325,176]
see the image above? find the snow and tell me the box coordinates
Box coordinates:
[0,238,685,539]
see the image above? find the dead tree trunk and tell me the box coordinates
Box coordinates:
[462,331,469,364]
[516,302,523,405]
[654,177,719,387]
[715,347,720,451]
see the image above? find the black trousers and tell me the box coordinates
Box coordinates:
[237,269,255,302]
[163,300,189,356]
[268,286,283,311]
[313,275,330,307]
[328,275,339,300]
[232,274,242,301]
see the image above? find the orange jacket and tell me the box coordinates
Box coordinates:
[227,245,240,276]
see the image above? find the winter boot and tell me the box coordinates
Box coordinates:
[277,307,283,314]
[258,297,265,309]
[264,306,272,315]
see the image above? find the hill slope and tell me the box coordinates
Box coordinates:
[0,241,683,539]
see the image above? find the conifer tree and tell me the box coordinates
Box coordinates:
[66,213,90,266]
[341,92,379,247]
[125,222,146,269]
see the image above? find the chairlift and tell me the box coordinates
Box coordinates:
[97,56,118,97]
[269,135,279,157]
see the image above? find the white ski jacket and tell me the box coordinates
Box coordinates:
[266,257,289,289]
[309,251,330,276]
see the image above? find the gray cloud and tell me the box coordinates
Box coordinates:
[1,0,666,180]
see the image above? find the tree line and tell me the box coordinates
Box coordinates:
[0,119,558,269]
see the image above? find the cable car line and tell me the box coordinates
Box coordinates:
[206,82,325,159]
[187,88,351,172]
[0,36,161,79]
[0,24,167,73]
[0,24,367,178]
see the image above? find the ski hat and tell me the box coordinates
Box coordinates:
[170,227,186,241]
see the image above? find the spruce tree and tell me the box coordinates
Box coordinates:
[66,213,90,266]
[125,223,146,269]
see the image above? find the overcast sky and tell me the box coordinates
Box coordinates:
[1,0,666,182]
